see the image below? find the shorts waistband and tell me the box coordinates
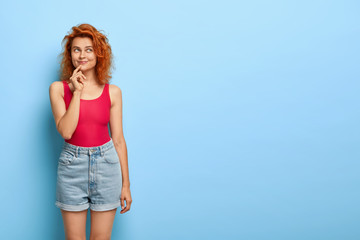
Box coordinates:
[63,139,114,157]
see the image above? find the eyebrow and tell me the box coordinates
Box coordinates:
[72,46,93,49]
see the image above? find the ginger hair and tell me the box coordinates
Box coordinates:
[58,23,114,84]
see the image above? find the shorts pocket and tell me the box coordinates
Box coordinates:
[103,147,119,164]
[59,149,75,165]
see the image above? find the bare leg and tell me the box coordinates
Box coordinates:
[60,209,88,240]
[89,208,117,240]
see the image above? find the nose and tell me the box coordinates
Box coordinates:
[80,50,85,58]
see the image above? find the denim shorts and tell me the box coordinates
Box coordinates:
[55,138,122,212]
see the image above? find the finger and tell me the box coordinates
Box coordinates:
[71,73,79,81]
[122,199,131,211]
[120,206,128,213]
[78,73,85,81]
[77,76,84,83]
[74,73,83,81]
[73,66,81,77]
[122,204,130,213]
[120,198,125,210]
[120,208,128,214]
[74,64,82,73]
[73,75,83,85]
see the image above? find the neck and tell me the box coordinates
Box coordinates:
[81,69,101,86]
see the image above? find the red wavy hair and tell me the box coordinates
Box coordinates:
[58,23,114,84]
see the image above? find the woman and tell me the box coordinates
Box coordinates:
[49,23,132,239]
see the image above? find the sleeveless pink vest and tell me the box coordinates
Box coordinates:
[62,81,111,147]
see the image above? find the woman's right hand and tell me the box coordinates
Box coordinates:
[69,65,86,93]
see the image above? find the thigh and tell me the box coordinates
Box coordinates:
[90,208,117,240]
[61,209,88,240]
[89,145,122,211]
[56,148,90,210]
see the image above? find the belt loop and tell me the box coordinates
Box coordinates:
[101,146,104,157]
[75,146,78,158]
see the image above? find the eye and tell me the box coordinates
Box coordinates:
[73,48,92,52]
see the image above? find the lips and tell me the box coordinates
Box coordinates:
[79,61,88,64]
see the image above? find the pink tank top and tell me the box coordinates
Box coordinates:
[62,80,111,147]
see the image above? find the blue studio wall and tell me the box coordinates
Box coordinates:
[0,0,359,239]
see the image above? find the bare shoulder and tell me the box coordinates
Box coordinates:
[49,81,64,98]
[109,84,122,93]
[109,84,122,106]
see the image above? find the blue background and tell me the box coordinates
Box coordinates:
[0,0,359,239]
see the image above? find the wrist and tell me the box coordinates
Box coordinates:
[73,90,81,96]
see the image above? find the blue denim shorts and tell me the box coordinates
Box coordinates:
[55,138,122,212]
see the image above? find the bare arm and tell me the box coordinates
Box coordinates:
[49,81,81,139]
[109,84,132,214]
[109,84,130,187]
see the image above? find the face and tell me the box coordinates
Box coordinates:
[71,37,97,71]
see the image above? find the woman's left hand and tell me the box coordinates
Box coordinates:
[120,186,132,214]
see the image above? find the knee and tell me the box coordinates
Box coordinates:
[90,234,111,240]
[66,236,86,240]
